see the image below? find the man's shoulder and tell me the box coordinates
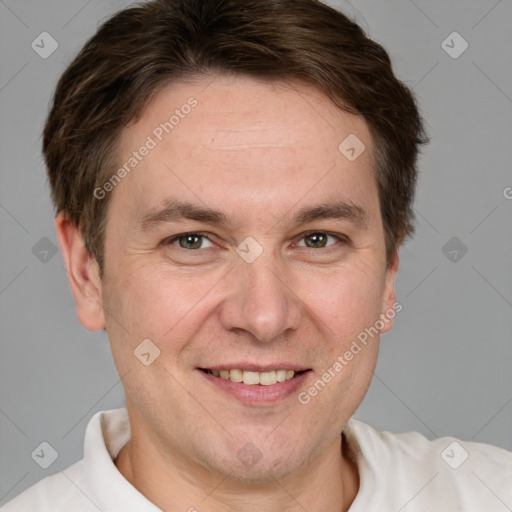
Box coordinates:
[0,459,99,512]
[345,418,512,511]
[1,408,158,512]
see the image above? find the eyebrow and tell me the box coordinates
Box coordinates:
[137,199,368,232]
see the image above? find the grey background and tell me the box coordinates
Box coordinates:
[1,0,511,504]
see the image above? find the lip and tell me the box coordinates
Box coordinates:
[200,363,310,373]
[197,368,312,406]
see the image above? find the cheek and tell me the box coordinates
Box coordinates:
[104,261,222,343]
[301,259,386,344]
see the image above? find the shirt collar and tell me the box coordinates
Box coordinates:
[84,407,162,511]
[83,408,373,511]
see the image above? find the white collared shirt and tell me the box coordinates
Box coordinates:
[2,407,511,511]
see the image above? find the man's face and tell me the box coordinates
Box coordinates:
[96,76,398,479]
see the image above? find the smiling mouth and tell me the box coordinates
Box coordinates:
[199,368,309,386]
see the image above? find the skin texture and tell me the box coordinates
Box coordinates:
[56,75,400,512]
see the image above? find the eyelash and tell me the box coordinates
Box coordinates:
[162,231,350,251]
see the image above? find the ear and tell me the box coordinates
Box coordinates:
[55,212,106,331]
[379,249,400,335]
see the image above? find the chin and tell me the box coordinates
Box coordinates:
[212,456,302,484]
[200,432,310,484]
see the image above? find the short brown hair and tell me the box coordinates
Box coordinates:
[43,0,428,276]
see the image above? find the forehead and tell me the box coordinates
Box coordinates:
[110,75,378,227]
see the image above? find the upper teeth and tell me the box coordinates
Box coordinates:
[207,369,296,385]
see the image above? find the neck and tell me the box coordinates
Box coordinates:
[115,429,359,511]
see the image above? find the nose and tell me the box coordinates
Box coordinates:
[218,251,303,343]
